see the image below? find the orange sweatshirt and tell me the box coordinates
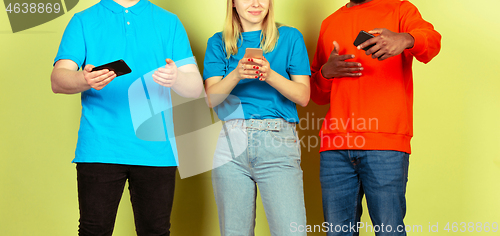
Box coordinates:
[310,0,441,154]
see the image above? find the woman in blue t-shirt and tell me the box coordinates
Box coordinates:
[203,0,310,235]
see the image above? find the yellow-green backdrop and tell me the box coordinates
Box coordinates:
[1,0,499,235]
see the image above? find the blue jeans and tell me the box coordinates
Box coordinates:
[212,119,307,236]
[320,150,410,236]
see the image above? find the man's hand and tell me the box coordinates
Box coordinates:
[153,59,178,87]
[359,28,415,61]
[321,41,363,79]
[83,65,116,90]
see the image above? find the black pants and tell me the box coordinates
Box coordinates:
[76,163,176,236]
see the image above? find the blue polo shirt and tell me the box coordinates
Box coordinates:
[203,26,311,123]
[54,0,195,166]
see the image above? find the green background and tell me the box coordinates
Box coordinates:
[1,0,499,235]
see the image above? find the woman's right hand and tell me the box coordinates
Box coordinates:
[237,58,262,80]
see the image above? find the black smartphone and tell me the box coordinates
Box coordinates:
[91,59,132,77]
[354,30,375,51]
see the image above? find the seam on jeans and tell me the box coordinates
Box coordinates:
[246,129,252,167]
[295,129,302,165]
[354,177,362,224]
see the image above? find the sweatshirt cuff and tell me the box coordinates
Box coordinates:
[315,65,333,91]
[408,30,427,56]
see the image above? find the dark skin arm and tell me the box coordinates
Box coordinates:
[320,28,415,79]
[358,28,415,61]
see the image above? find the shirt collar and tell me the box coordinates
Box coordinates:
[100,0,149,15]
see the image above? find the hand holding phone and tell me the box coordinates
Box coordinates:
[354,30,375,51]
[358,28,415,61]
[83,64,116,91]
[91,59,132,77]
[237,48,266,80]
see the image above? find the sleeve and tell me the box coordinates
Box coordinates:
[54,15,86,69]
[287,28,311,76]
[171,16,196,67]
[310,21,333,106]
[203,34,227,81]
[399,1,442,64]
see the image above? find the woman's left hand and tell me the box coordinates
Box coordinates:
[251,56,271,81]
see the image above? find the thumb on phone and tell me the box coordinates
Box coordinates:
[84,64,95,72]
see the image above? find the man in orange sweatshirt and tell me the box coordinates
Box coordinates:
[310,0,441,235]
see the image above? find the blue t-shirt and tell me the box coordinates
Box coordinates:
[54,0,195,166]
[203,26,311,123]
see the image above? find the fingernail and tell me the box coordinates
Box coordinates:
[248,59,251,61]
[255,76,258,78]
[358,63,362,66]
[259,78,263,81]
[251,59,254,62]
[253,66,256,69]
[357,46,361,50]
[260,74,263,76]
[256,71,259,74]
[256,67,259,69]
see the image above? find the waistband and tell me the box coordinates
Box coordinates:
[223,119,296,131]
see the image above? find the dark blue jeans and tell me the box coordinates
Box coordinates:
[320,150,409,236]
[76,163,176,236]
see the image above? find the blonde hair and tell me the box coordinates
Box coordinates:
[222,0,280,58]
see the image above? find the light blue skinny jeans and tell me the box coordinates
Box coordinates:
[212,119,307,236]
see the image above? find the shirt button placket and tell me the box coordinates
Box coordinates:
[124,9,131,36]
[125,9,130,25]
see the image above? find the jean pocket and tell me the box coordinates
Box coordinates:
[266,128,302,165]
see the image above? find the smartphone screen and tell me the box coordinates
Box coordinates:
[91,59,132,77]
[353,30,375,51]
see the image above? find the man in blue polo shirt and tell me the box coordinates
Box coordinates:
[51,0,203,235]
